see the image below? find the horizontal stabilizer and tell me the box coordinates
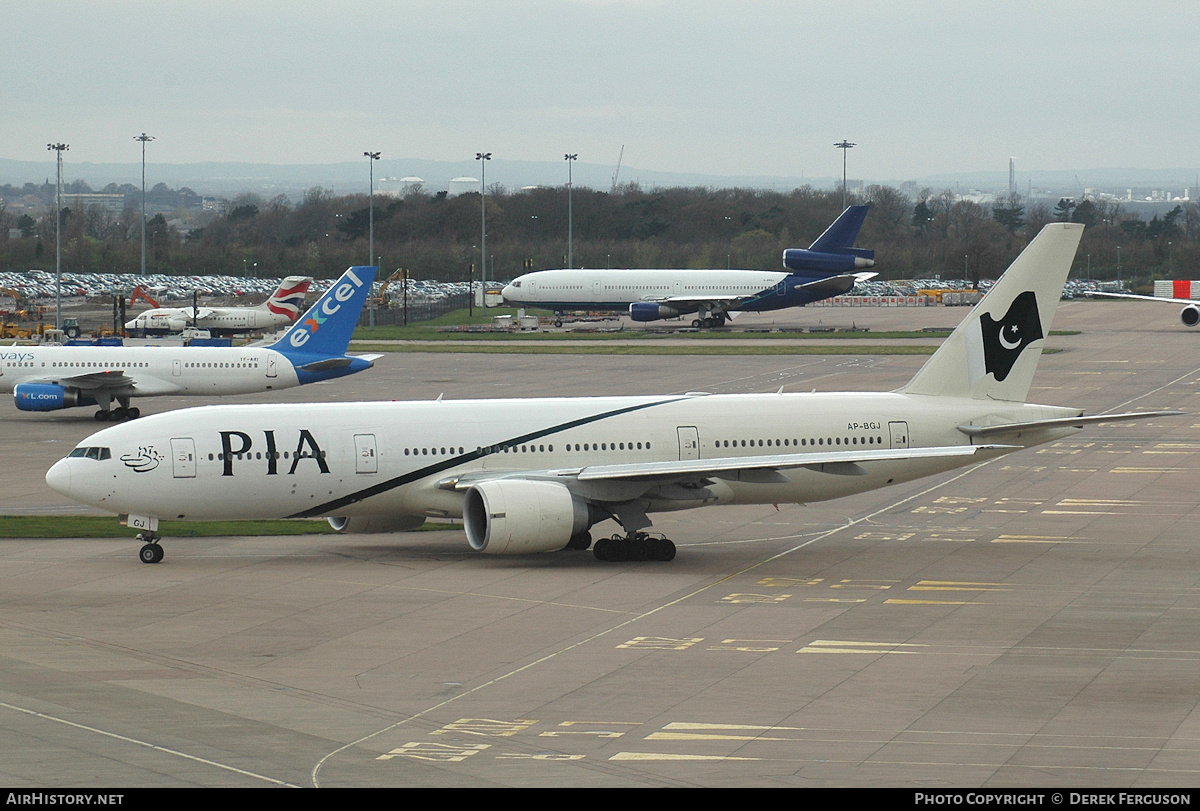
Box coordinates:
[958,410,1183,437]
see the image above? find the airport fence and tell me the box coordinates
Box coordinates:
[356,292,473,327]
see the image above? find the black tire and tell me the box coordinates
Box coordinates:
[139,544,163,564]
[65,326,80,339]
[127,407,140,419]
[653,538,677,562]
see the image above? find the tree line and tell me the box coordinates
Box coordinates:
[1,179,1196,289]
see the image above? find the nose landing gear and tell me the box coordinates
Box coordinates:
[136,531,164,564]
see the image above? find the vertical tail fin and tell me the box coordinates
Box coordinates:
[270,266,376,358]
[261,276,313,322]
[902,223,1083,402]
[808,205,870,252]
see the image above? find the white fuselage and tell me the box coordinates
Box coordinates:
[46,392,1081,523]
[0,344,298,398]
[126,306,284,335]
[502,268,791,308]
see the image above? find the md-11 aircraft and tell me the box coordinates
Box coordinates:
[46,225,1179,564]
[3,266,378,421]
[125,276,313,336]
[502,205,876,328]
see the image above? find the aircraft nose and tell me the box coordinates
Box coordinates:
[45,459,71,497]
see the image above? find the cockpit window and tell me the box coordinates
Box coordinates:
[511,281,521,288]
[69,447,111,460]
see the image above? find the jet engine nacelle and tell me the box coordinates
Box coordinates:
[14,383,95,412]
[782,247,875,273]
[327,515,426,533]
[629,302,681,322]
[463,479,594,554]
[1181,304,1200,327]
[167,318,190,332]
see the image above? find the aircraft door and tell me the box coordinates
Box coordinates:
[888,421,909,450]
[267,355,277,378]
[172,359,181,377]
[592,279,602,299]
[354,433,378,474]
[677,426,699,460]
[170,438,196,478]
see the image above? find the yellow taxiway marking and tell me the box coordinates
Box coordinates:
[610,752,762,761]
[992,534,1076,543]
[907,581,1010,592]
[798,640,927,654]
[884,599,977,605]
[647,731,791,742]
[1110,467,1181,474]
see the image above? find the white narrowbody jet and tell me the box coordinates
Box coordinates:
[125,276,313,336]
[47,225,1179,564]
[4,266,378,421]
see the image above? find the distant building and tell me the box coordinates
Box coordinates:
[60,193,126,214]
[448,176,480,197]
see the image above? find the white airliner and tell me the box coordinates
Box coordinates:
[3,266,378,421]
[125,276,313,336]
[502,205,877,328]
[1086,288,1200,328]
[46,225,1179,564]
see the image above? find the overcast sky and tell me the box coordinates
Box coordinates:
[5,1,1197,183]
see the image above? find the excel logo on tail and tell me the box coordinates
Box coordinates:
[289,269,366,349]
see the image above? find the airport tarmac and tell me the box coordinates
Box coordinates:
[1,298,1199,787]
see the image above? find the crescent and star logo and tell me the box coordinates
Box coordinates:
[979,290,1043,382]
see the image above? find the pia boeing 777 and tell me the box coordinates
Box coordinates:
[46,225,1179,564]
[125,275,313,336]
[502,205,876,328]
[3,266,378,420]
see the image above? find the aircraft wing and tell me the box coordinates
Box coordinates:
[440,444,1013,493]
[42,370,135,394]
[1086,291,1197,305]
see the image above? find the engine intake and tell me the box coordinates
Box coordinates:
[14,383,95,412]
[464,480,595,554]
[629,302,681,322]
[1180,304,1200,327]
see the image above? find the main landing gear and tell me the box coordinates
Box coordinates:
[690,313,727,329]
[136,532,163,564]
[592,531,676,562]
[95,405,140,422]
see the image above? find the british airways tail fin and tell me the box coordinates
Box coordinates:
[809,204,870,252]
[902,224,1083,402]
[270,266,376,359]
[260,276,313,322]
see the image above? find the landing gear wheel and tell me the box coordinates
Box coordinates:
[691,319,702,328]
[94,410,110,421]
[593,532,675,562]
[713,314,726,328]
[553,319,563,328]
[565,531,592,551]
[139,543,164,564]
[127,407,140,419]
[112,406,128,421]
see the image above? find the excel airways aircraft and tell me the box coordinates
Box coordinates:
[125,276,313,336]
[3,266,378,421]
[502,205,876,328]
[47,225,1179,565]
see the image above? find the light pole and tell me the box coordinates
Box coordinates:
[1117,246,1122,283]
[134,133,154,276]
[365,151,380,328]
[364,151,380,266]
[565,153,577,269]
[476,152,491,309]
[834,140,855,210]
[47,142,68,330]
